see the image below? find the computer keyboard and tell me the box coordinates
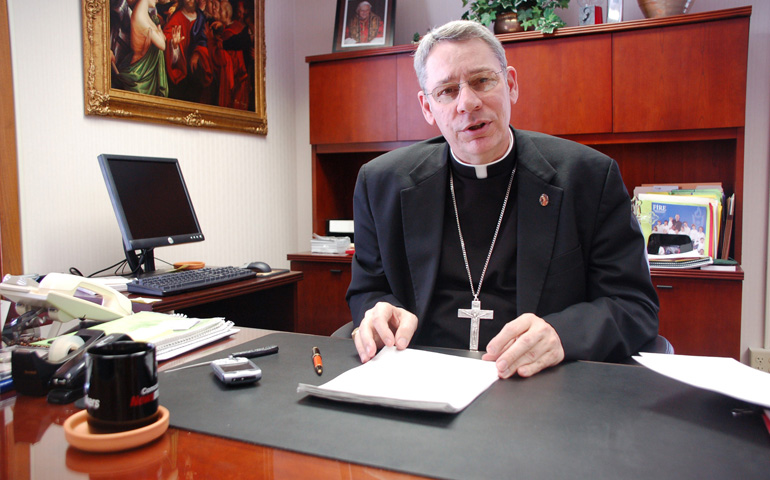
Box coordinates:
[127,266,257,296]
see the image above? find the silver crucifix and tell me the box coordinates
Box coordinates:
[457,299,494,351]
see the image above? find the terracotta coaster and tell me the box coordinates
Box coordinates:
[63,406,170,453]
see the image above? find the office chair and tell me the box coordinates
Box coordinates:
[332,321,674,357]
[332,321,355,339]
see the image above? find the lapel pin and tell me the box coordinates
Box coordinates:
[539,194,549,207]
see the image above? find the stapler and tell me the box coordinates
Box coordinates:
[10,329,131,402]
[11,329,105,396]
[46,332,132,404]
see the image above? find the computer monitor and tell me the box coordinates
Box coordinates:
[98,154,204,274]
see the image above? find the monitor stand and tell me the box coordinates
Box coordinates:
[125,248,156,275]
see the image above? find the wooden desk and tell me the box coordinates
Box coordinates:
[138,271,303,333]
[0,329,417,480]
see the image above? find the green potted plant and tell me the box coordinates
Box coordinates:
[461,0,570,34]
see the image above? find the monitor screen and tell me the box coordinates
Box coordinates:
[98,154,204,272]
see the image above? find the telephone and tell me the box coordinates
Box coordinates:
[1,273,133,344]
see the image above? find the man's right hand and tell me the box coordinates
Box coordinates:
[352,302,418,363]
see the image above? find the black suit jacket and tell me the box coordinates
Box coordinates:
[346,129,659,361]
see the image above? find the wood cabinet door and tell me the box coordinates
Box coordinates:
[653,275,742,359]
[396,53,442,141]
[292,260,352,335]
[613,17,749,133]
[309,56,398,144]
[507,34,612,135]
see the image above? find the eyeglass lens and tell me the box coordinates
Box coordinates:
[429,70,503,104]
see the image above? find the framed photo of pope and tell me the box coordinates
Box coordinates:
[333,0,396,52]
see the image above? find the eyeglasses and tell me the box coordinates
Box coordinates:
[425,69,505,105]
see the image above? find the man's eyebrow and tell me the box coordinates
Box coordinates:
[432,67,500,86]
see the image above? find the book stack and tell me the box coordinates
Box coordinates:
[648,253,713,270]
[633,183,735,270]
[310,233,351,254]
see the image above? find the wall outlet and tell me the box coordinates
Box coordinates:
[749,348,770,373]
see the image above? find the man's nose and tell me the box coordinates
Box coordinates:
[456,84,482,113]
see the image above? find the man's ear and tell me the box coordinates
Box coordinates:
[506,66,519,105]
[418,91,436,125]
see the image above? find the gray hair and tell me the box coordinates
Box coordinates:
[413,20,507,93]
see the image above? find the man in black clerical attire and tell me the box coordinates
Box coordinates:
[345,20,659,379]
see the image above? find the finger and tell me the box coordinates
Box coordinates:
[483,318,528,360]
[355,318,378,363]
[484,315,563,378]
[499,327,563,378]
[515,346,564,378]
[352,326,372,363]
[392,308,418,350]
[370,303,397,348]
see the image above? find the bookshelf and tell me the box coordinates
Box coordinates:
[296,7,750,357]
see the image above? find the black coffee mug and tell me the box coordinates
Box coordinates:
[84,341,159,432]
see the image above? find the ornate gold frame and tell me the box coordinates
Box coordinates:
[82,0,267,135]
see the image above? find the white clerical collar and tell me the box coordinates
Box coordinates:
[451,128,514,179]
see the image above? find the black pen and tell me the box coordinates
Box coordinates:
[312,346,323,375]
[164,345,279,373]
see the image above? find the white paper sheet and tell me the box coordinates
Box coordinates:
[297,346,500,413]
[633,352,770,409]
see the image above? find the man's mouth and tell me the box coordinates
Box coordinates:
[466,122,487,132]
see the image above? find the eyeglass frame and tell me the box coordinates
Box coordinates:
[423,69,507,105]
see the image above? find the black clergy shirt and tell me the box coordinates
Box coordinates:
[416,147,519,351]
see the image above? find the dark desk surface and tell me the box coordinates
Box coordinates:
[2,329,768,479]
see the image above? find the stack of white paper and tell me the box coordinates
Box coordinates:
[297,346,499,413]
[633,352,770,409]
[310,234,350,254]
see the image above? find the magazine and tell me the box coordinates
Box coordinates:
[636,193,717,258]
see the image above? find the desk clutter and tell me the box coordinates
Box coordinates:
[8,312,236,401]
[0,270,239,405]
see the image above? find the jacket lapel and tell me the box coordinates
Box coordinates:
[401,145,448,320]
[514,132,563,315]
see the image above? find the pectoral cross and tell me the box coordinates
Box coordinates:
[457,299,493,351]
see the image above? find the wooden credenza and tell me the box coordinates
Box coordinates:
[294,7,750,358]
[288,253,352,336]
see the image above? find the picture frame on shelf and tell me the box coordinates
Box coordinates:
[333,0,396,52]
[607,0,623,23]
[81,0,267,135]
[579,1,606,25]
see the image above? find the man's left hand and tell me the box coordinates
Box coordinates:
[482,314,564,378]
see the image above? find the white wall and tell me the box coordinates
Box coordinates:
[8,0,301,274]
[8,0,768,362]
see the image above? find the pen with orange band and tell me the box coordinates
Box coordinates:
[312,347,323,375]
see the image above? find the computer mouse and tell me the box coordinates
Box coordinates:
[247,261,271,273]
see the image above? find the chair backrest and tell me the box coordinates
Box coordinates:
[331,321,355,339]
[639,335,675,355]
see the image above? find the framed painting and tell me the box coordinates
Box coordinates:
[82,0,267,135]
[332,0,395,53]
